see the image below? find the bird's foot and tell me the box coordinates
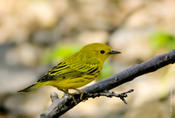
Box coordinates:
[61,89,78,104]
[73,89,87,101]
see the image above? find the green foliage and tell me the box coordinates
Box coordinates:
[42,45,80,64]
[99,60,113,80]
[150,31,175,50]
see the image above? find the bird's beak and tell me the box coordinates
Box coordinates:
[108,50,121,54]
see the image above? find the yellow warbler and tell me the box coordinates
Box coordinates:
[19,43,120,94]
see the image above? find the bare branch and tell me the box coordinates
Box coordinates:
[40,49,175,118]
[50,92,59,102]
[85,89,134,104]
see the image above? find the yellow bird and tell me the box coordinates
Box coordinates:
[19,43,120,95]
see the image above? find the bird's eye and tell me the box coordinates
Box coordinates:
[100,50,105,54]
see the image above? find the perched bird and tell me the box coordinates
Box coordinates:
[18,43,120,96]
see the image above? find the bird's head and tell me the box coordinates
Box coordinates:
[80,43,121,63]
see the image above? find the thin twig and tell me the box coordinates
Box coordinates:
[50,92,59,102]
[86,89,134,104]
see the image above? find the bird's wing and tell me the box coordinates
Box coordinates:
[37,61,100,82]
[37,61,72,82]
[69,62,100,74]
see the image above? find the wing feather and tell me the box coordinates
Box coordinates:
[37,60,100,82]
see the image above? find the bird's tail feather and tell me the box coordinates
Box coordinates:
[18,83,40,92]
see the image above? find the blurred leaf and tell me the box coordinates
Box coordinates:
[42,45,80,64]
[99,60,113,80]
[150,31,175,50]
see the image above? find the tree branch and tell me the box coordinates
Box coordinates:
[40,49,175,118]
[85,89,134,104]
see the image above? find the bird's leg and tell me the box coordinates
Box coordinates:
[60,89,69,96]
[59,89,78,104]
[73,88,86,100]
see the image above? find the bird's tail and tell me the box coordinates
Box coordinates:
[18,83,41,92]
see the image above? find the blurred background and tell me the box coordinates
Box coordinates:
[0,0,175,118]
